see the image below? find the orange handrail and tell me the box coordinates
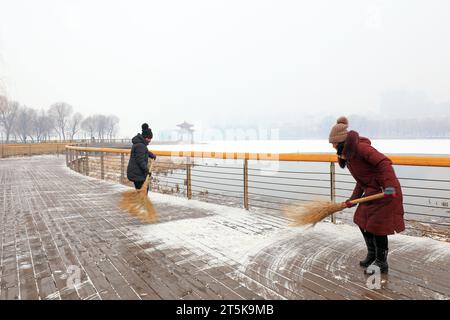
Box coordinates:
[65,145,450,167]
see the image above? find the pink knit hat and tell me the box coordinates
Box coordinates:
[329,116,349,143]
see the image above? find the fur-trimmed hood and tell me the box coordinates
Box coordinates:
[132,133,149,146]
[342,130,372,159]
[338,130,371,168]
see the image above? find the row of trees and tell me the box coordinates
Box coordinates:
[0,96,120,142]
[277,114,450,139]
[275,115,450,139]
[339,115,450,138]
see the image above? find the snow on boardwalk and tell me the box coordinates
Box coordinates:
[1,155,449,300]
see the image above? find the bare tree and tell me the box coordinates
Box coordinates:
[14,106,36,142]
[93,114,108,140]
[0,97,19,142]
[105,115,120,139]
[68,112,84,140]
[48,102,73,140]
[81,116,96,139]
[33,109,54,142]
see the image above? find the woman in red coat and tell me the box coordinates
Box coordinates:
[329,116,405,274]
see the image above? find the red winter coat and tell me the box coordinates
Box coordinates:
[342,131,405,236]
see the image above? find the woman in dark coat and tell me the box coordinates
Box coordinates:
[329,116,405,274]
[127,123,156,193]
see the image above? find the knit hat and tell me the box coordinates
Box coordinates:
[328,116,349,143]
[141,123,153,139]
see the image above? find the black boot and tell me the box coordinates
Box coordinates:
[365,248,389,274]
[359,230,376,268]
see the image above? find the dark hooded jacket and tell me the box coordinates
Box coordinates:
[342,131,405,236]
[127,133,149,182]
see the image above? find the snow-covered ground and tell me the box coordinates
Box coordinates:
[58,155,450,299]
[138,192,450,266]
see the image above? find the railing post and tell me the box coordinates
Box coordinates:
[186,158,192,199]
[244,159,249,210]
[101,152,105,179]
[65,147,69,166]
[120,152,125,184]
[148,159,153,192]
[76,150,81,173]
[85,152,89,176]
[330,162,336,223]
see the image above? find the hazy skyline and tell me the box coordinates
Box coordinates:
[1,0,449,137]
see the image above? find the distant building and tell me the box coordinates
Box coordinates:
[177,121,194,144]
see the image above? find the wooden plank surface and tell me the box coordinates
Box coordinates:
[1,155,449,300]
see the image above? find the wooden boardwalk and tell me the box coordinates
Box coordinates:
[0,155,449,300]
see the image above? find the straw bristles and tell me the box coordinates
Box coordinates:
[284,201,345,226]
[119,180,157,223]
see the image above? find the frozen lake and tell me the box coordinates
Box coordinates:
[150,139,450,155]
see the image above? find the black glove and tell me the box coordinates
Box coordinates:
[148,151,156,160]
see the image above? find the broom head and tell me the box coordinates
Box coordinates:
[119,177,157,223]
[284,200,345,226]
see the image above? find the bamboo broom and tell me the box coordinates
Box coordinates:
[284,192,389,227]
[119,160,157,223]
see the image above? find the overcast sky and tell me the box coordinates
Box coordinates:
[0,0,449,137]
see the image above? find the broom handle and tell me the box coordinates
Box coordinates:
[347,192,385,205]
[148,159,154,172]
[141,159,155,191]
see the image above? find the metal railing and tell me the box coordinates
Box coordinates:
[65,146,450,241]
[0,139,162,158]
[1,138,122,144]
[0,142,80,158]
